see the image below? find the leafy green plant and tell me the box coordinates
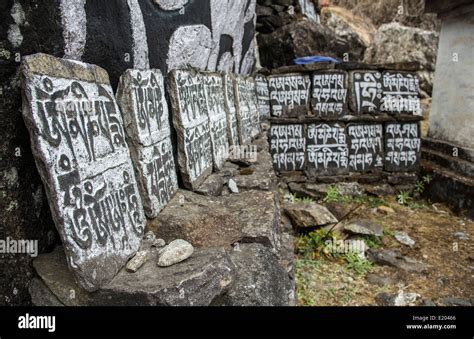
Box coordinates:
[362,235,381,249]
[344,252,373,276]
[414,174,433,194]
[397,191,412,205]
[323,186,342,203]
[296,229,339,260]
[294,195,314,204]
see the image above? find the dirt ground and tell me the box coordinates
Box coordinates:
[295,196,474,306]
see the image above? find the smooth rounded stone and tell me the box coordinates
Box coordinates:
[284,202,338,229]
[344,219,383,237]
[152,238,166,248]
[157,239,194,267]
[377,205,395,214]
[394,231,415,247]
[126,251,149,273]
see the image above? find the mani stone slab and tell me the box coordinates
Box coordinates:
[247,77,261,139]
[384,122,421,172]
[167,69,213,190]
[347,123,384,172]
[202,72,229,170]
[255,74,271,120]
[222,73,240,146]
[311,70,349,118]
[21,53,146,291]
[306,122,349,177]
[116,69,178,218]
[270,124,306,172]
[268,73,311,118]
[234,75,254,145]
[381,71,421,115]
[349,70,383,114]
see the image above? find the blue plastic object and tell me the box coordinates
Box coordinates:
[293,56,341,65]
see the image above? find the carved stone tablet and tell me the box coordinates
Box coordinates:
[384,122,421,172]
[116,69,178,218]
[306,123,349,176]
[311,70,349,118]
[347,123,384,172]
[247,77,261,139]
[202,72,229,170]
[270,124,306,172]
[223,73,240,146]
[167,69,213,190]
[349,71,383,114]
[234,75,253,145]
[21,53,146,291]
[268,73,311,117]
[255,74,270,120]
[381,71,421,115]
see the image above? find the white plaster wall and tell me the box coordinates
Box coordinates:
[428,11,474,149]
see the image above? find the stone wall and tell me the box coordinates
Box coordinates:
[263,63,423,184]
[0,0,256,305]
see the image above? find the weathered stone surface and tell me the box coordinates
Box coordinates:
[116,69,178,218]
[367,248,428,273]
[343,219,383,237]
[384,122,421,172]
[394,231,415,247]
[157,239,194,267]
[232,150,277,191]
[147,189,281,251]
[311,70,349,118]
[126,250,149,273]
[227,178,239,193]
[167,69,213,190]
[22,54,145,291]
[222,73,240,146]
[32,245,235,306]
[348,70,383,114]
[202,72,229,170]
[284,202,337,228]
[195,173,225,197]
[347,123,384,172]
[29,278,64,307]
[270,124,306,172]
[288,182,364,201]
[438,297,472,307]
[320,6,376,62]
[366,273,398,287]
[364,22,439,72]
[306,123,349,176]
[268,73,311,117]
[215,243,292,306]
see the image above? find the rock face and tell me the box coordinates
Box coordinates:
[320,6,376,62]
[364,22,439,71]
[147,189,281,251]
[284,202,338,228]
[31,246,235,306]
[21,54,146,292]
[116,69,179,218]
[157,239,194,267]
[215,243,292,306]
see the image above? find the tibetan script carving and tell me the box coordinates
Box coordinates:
[223,73,240,146]
[234,75,253,145]
[21,54,145,291]
[347,123,384,172]
[306,123,349,176]
[117,69,178,218]
[311,71,348,118]
[270,124,306,172]
[167,69,213,190]
[381,72,421,115]
[255,74,271,120]
[350,71,383,114]
[268,73,311,117]
[384,122,421,172]
[202,73,229,170]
